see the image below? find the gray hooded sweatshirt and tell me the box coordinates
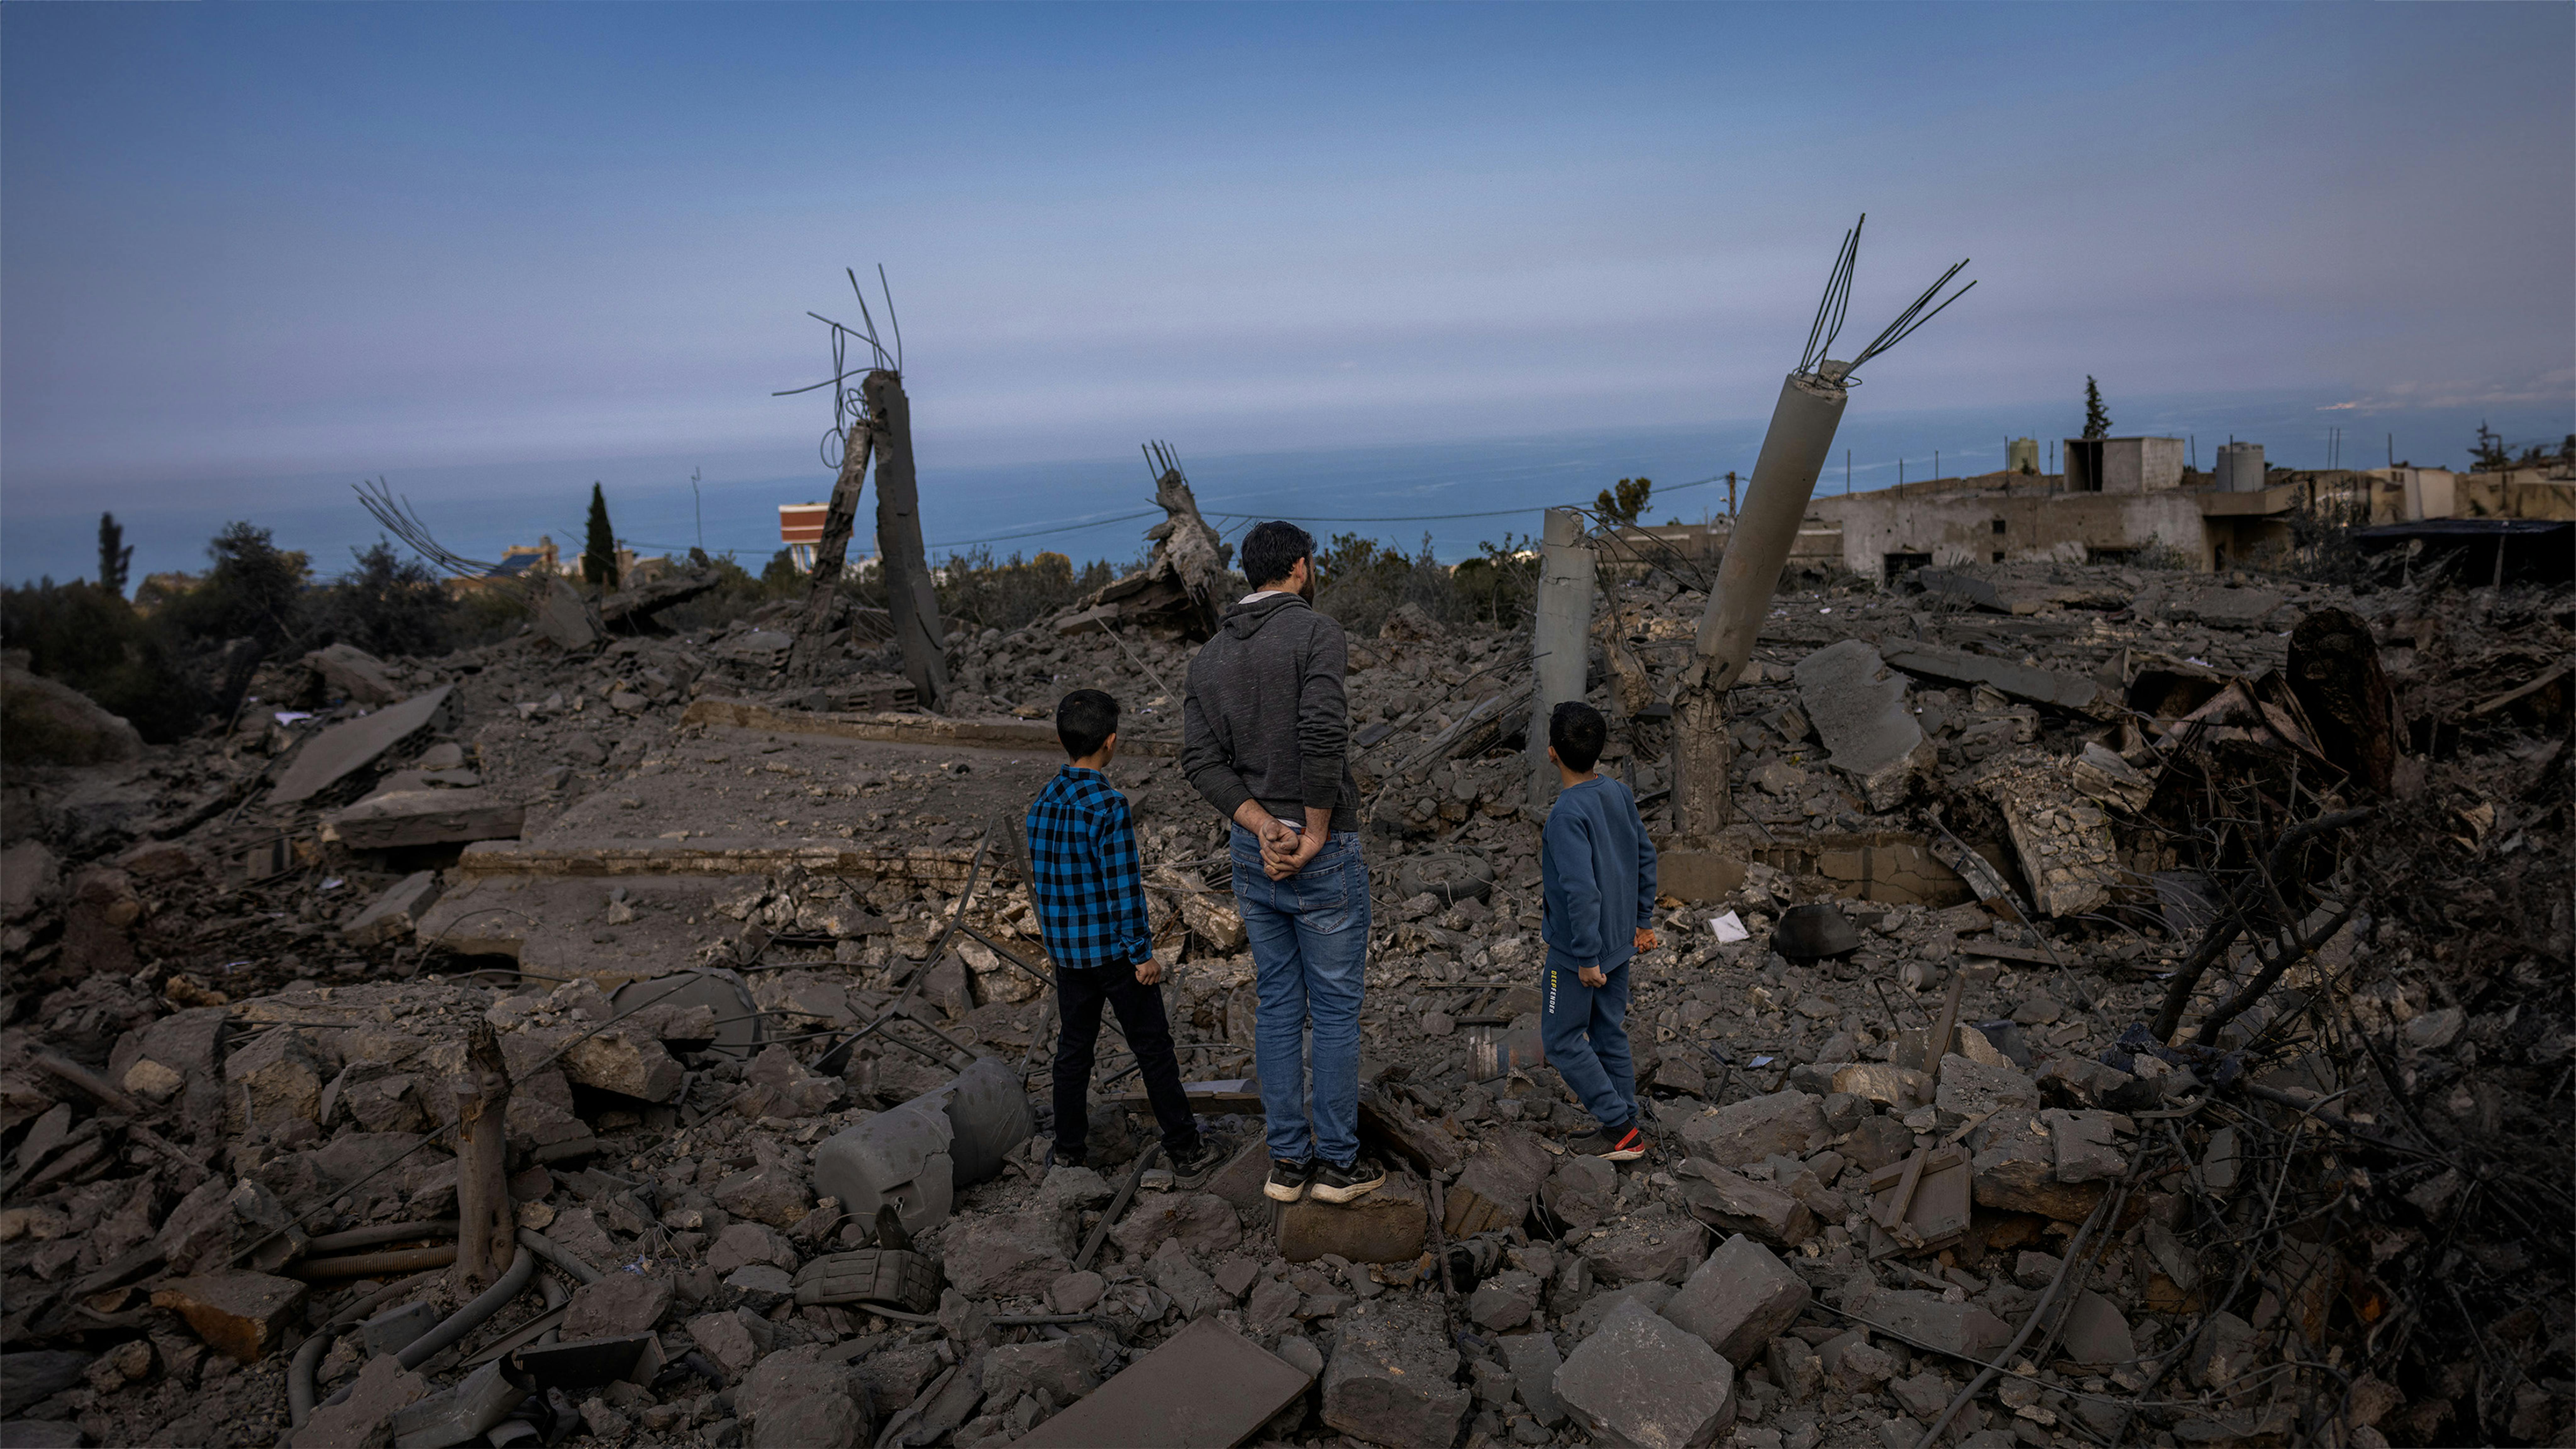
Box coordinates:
[1180,593,1356,826]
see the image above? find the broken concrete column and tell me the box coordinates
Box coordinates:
[1553,1296,1737,1449]
[863,369,949,709]
[1278,1170,1427,1264]
[1673,370,1849,838]
[1527,508,1596,814]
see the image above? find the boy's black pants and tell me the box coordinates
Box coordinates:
[1052,965,1202,1161]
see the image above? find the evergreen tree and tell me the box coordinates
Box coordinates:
[1594,477,1652,527]
[582,483,619,590]
[96,513,132,598]
[2082,377,2111,440]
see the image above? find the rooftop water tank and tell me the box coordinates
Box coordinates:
[2216,441,2266,492]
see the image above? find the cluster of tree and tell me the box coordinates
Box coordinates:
[1,514,459,742]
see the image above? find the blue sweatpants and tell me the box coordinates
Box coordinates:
[1540,956,1637,1133]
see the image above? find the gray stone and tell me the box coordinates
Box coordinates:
[1568,1282,1675,1340]
[0,664,143,766]
[1278,1170,1428,1264]
[1245,1276,1301,1338]
[1499,1331,1565,1427]
[561,1030,686,1103]
[0,1353,92,1419]
[1554,1298,1736,1449]
[291,1351,426,1449]
[1213,1257,1260,1300]
[1842,1285,2010,1363]
[711,1153,813,1227]
[1321,1296,1468,1449]
[853,1341,942,1418]
[1046,1270,1106,1315]
[1677,1091,1825,1169]
[941,1211,1071,1299]
[269,686,454,804]
[1796,640,1935,811]
[1108,1190,1241,1260]
[345,871,442,947]
[1680,1166,1814,1250]
[1661,1234,1812,1366]
[1149,1241,1227,1320]
[2057,1290,2135,1368]
[1970,1111,2104,1222]
[1544,1154,1620,1232]
[981,1337,1100,1407]
[1469,1269,1543,1331]
[2042,1109,2128,1184]
[1889,1370,1952,1420]
[1932,1056,2038,1121]
[1585,1207,1710,1285]
[303,643,402,706]
[1766,1335,1822,1403]
[1832,1339,1895,1389]
[687,1311,760,1376]
[723,1263,795,1311]
[736,1346,866,1449]
[708,1223,797,1275]
[390,1361,526,1449]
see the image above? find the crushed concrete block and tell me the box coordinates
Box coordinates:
[983,1336,1102,1408]
[1320,1296,1468,1449]
[1680,1165,1815,1250]
[1148,1241,1229,1320]
[1585,1207,1710,1285]
[2042,1109,2128,1184]
[1554,1297,1737,1449]
[1677,1091,1825,1168]
[1279,1170,1427,1264]
[1568,1281,1674,1340]
[1544,1154,1620,1232]
[391,1360,526,1449]
[2057,1290,2136,1368]
[1971,1111,2105,1222]
[1796,640,1936,811]
[1766,1335,1822,1403]
[711,1153,812,1227]
[225,1027,326,1134]
[292,1352,427,1449]
[941,1210,1072,1299]
[1662,1234,1812,1366]
[709,1223,798,1275]
[1979,752,2121,918]
[1500,1331,1566,1427]
[269,686,454,804]
[1443,1129,1555,1238]
[1843,1285,2010,1363]
[304,643,403,706]
[1108,1191,1241,1260]
[1011,1317,1310,1449]
[152,1272,308,1361]
[559,1029,685,1102]
[1469,1269,1543,1331]
[344,871,443,947]
[1933,1056,2038,1122]
[736,1346,867,1449]
[1830,1063,1930,1111]
[687,1311,760,1376]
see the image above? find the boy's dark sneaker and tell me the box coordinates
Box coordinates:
[1264,1158,1315,1203]
[1309,1155,1388,1204]
[1169,1138,1227,1191]
[1569,1123,1648,1162]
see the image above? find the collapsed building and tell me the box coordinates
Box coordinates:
[4,497,2568,1449]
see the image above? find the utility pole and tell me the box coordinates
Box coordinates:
[1527,508,1595,815]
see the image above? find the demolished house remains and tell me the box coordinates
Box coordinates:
[1,244,2569,1449]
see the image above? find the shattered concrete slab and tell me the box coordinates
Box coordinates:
[1794,640,1936,811]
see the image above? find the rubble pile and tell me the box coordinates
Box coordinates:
[0,550,2567,1449]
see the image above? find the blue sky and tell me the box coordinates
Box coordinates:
[4,3,2570,582]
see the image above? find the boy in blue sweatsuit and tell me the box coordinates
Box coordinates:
[1539,700,1659,1161]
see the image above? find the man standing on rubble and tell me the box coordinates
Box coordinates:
[1181,521,1386,1206]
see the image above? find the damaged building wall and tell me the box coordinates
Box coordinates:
[1816,484,2211,580]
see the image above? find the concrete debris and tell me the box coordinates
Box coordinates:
[1,544,2562,1449]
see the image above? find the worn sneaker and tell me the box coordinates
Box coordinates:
[1309,1155,1388,1204]
[1264,1158,1316,1203]
[1570,1123,1648,1162]
[1169,1138,1227,1191]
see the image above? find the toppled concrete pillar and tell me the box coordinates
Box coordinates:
[864,369,949,710]
[1674,371,1849,837]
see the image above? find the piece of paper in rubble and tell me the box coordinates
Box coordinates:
[1709,911,1751,944]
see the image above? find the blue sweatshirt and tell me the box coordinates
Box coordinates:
[1541,775,1659,973]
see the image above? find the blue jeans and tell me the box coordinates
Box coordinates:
[1540,954,1637,1133]
[1230,824,1370,1166]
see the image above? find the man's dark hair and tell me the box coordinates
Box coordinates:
[1239,521,1315,591]
[1549,700,1608,773]
[1057,689,1119,759]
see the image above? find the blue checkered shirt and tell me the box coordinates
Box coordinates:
[1026,766,1154,970]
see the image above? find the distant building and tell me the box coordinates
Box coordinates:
[2061,436,2186,495]
[780,503,827,572]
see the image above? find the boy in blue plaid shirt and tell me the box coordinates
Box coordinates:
[1027,690,1220,1183]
